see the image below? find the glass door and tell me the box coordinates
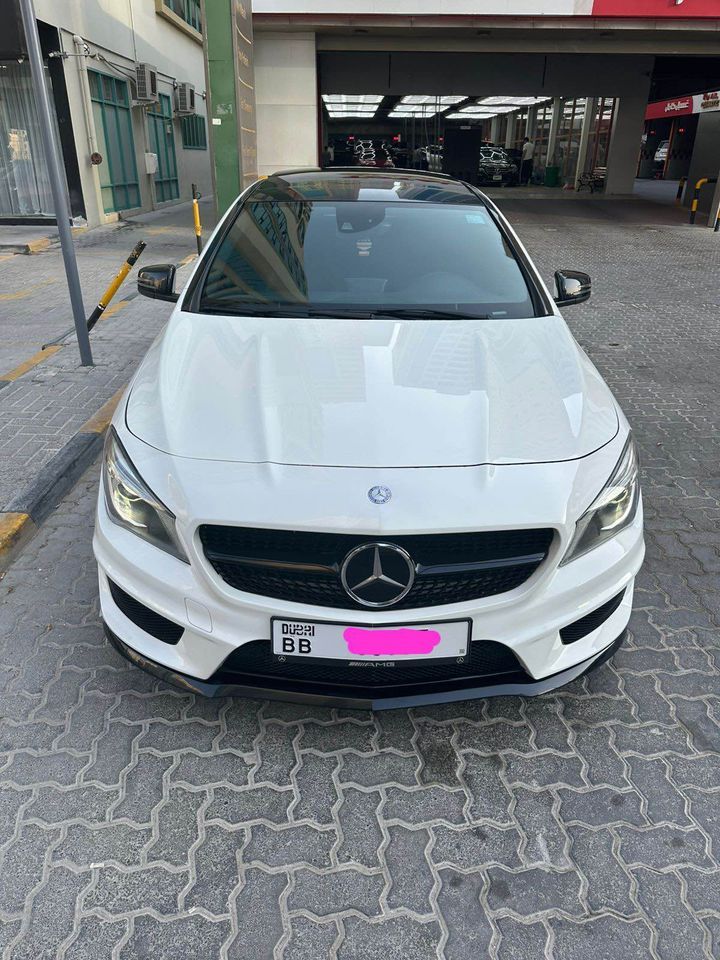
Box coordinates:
[0,60,55,217]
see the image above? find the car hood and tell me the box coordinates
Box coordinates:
[125,312,618,468]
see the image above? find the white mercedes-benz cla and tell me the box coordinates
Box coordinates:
[94,169,644,709]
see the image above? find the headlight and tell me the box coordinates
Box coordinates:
[560,434,640,565]
[102,428,189,563]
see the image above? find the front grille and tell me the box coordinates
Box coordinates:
[213,638,527,699]
[560,589,626,645]
[198,527,554,610]
[108,579,184,645]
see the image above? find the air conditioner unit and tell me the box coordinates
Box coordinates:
[134,63,158,103]
[176,82,195,116]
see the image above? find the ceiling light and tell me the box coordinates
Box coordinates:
[322,94,383,105]
[399,95,466,106]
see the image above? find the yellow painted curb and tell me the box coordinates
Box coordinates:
[0,345,62,383]
[25,238,51,254]
[0,513,35,560]
[81,387,125,435]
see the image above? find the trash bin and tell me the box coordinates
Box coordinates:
[544,166,560,188]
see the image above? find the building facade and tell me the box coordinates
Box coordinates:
[1,0,212,226]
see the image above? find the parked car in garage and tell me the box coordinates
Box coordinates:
[96,169,643,710]
[478,146,519,186]
[355,139,394,168]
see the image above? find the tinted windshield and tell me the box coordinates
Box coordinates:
[198,199,534,319]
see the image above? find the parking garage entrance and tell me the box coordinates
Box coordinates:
[315,50,653,196]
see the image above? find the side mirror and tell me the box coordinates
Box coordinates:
[137,264,178,302]
[554,269,591,307]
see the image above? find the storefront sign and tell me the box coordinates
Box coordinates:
[646,92,720,121]
[255,0,719,17]
[592,0,718,15]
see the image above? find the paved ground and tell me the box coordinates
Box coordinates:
[0,202,212,509]
[1,199,720,958]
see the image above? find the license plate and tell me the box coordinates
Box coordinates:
[271,618,470,662]
[493,174,503,181]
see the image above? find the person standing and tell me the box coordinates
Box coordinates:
[520,137,535,185]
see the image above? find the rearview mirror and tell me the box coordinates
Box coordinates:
[554,270,591,307]
[138,264,178,302]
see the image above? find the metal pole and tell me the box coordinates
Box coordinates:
[19,0,93,365]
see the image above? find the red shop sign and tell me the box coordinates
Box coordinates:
[645,97,694,121]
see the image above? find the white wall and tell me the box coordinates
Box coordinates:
[254,32,319,176]
[35,0,211,226]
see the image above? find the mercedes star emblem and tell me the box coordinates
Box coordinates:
[340,542,415,608]
[368,485,392,505]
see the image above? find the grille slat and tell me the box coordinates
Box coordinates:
[199,527,553,610]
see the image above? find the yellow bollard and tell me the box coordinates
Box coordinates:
[87,240,146,331]
[192,182,202,254]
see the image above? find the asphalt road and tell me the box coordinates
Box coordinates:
[1,200,720,959]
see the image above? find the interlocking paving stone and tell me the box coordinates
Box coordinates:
[335,786,384,868]
[85,865,187,915]
[291,753,339,824]
[633,868,709,960]
[184,823,242,914]
[436,869,493,959]
[384,825,434,914]
[121,914,229,960]
[567,824,635,915]
[432,825,521,870]
[339,915,442,960]
[2,205,720,958]
[494,916,549,959]
[549,915,653,960]
[384,785,467,825]
[53,822,152,868]
[339,749,419,789]
[513,788,571,868]
[205,785,293,825]
[558,786,647,827]
[62,918,128,960]
[414,719,463,787]
[616,824,715,870]
[486,866,583,917]
[461,752,514,824]
[254,720,300,785]
[283,916,339,959]
[288,867,385,917]
[245,823,336,869]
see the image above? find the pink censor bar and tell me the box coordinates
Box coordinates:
[343,626,442,657]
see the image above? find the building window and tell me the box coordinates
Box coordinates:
[162,0,202,33]
[181,114,207,150]
[88,71,141,213]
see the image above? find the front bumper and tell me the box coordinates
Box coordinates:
[94,480,644,708]
[104,621,627,711]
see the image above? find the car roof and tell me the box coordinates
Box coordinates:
[249,169,483,204]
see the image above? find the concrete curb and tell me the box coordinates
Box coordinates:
[0,388,124,573]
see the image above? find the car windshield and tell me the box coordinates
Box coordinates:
[198,198,535,319]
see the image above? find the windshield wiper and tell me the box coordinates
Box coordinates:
[199,300,374,319]
[370,307,490,320]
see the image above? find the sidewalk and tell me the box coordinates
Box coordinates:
[0,202,209,566]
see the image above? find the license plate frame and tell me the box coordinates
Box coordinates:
[271,616,472,663]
